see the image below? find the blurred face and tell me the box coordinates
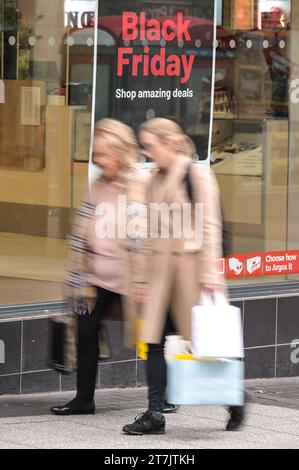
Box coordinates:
[92,137,121,180]
[139,130,176,170]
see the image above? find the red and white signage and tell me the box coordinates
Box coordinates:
[263,251,299,276]
[245,253,263,277]
[218,250,299,277]
[227,254,245,278]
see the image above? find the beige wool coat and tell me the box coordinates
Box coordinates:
[139,155,225,344]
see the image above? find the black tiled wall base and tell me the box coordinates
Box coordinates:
[1,295,299,394]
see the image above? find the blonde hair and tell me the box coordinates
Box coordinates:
[94,118,139,167]
[139,118,188,154]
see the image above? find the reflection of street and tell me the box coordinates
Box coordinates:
[213,27,290,118]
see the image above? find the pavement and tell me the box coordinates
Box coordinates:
[0,377,299,449]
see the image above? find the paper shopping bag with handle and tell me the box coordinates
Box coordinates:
[191,291,244,360]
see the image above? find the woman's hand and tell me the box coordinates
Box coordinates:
[201,283,221,293]
[200,284,225,302]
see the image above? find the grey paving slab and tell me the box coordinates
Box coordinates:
[0,378,299,449]
[0,402,299,449]
[0,440,35,449]
[246,377,299,410]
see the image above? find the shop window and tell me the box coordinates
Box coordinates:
[0,0,96,306]
[0,0,297,307]
[213,0,292,284]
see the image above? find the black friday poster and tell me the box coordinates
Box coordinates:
[94,0,216,161]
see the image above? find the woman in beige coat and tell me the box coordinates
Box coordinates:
[51,119,147,415]
[122,118,244,435]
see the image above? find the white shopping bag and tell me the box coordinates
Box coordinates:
[191,291,244,359]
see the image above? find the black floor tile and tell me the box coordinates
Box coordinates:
[0,374,20,395]
[22,318,51,372]
[244,299,276,348]
[137,359,146,386]
[21,371,60,394]
[99,361,136,388]
[277,297,299,344]
[0,321,22,375]
[245,347,275,379]
[276,344,299,378]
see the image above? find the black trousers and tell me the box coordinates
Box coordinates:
[146,316,245,413]
[76,287,122,402]
[146,315,175,412]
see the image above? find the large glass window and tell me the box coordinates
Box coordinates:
[212,0,294,284]
[94,0,297,285]
[0,0,298,307]
[0,0,95,305]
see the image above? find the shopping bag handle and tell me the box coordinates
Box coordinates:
[199,291,214,306]
[200,290,229,307]
[213,291,229,307]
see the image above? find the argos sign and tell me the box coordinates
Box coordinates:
[221,250,299,278]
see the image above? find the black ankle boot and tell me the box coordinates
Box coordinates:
[50,397,95,416]
[226,406,245,431]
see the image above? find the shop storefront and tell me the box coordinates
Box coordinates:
[0,0,299,395]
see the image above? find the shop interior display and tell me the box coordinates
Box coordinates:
[211,138,262,177]
[0,80,46,170]
[214,86,234,116]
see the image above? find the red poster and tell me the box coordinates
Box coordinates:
[233,0,254,30]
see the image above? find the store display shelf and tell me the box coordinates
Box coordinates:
[213,115,281,121]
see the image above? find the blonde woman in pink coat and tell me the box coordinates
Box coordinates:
[51,119,147,415]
